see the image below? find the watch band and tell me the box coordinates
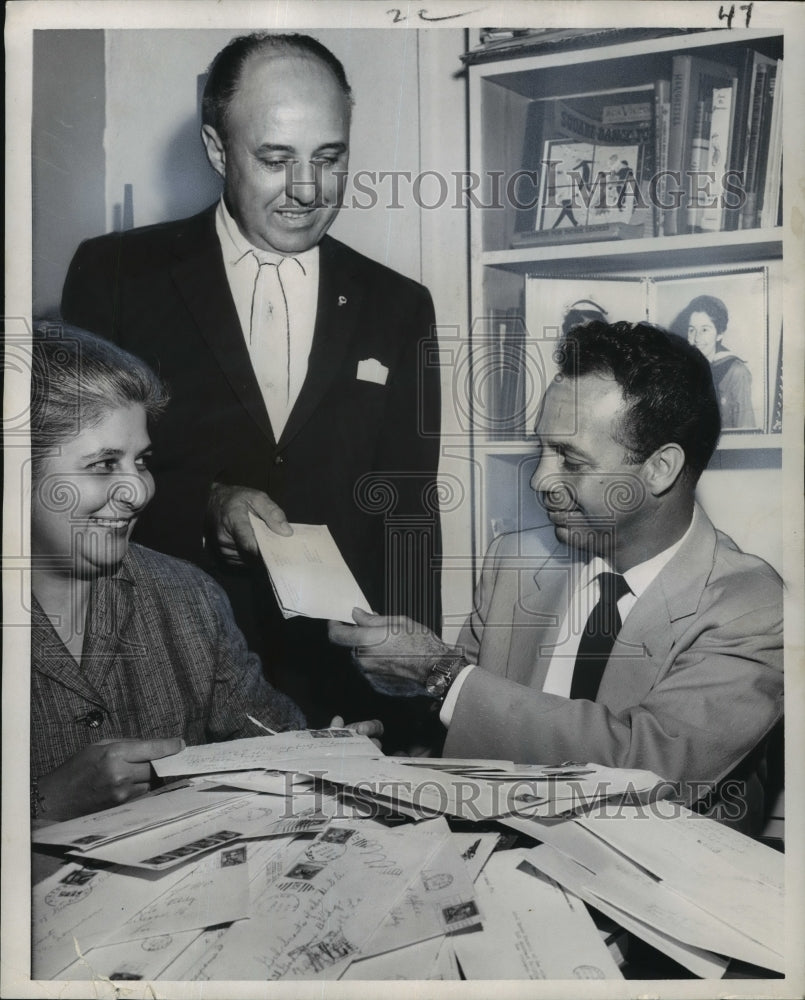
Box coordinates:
[424,651,468,701]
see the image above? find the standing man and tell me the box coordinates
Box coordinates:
[330,322,783,832]
[62,33,442,744]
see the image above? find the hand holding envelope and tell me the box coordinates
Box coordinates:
[328,608,456,687]
[249,513,373,622]
[207,482,293,567]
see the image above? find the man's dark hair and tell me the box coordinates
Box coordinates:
[201,32,353,143]
[556,320,721,483]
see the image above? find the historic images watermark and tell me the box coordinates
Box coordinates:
[277,163,749,213]
[277,769,752,824]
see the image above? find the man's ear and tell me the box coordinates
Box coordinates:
[642,443,686,495]
[201,125,226,178]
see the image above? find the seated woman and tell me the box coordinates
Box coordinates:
[30,325,380,822]
[672,294,756,429]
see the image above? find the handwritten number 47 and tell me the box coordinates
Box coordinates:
[719,3,753,28]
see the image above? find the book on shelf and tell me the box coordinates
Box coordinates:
[654,78,672,236]
[514,87,655,244]
[511,222,645,248]
[684,97,712,233]
[760,68,783,229]
[770,325,782,434]
[483,308,527,439]
[498,41,782,248]
[697,81,738,233]
[666,53,737,237]
[724,48,766,230]
[739,54,778,229]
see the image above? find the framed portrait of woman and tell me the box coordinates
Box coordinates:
[648,267,769,433]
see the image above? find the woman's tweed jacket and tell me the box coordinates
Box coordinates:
[31,543,306,777]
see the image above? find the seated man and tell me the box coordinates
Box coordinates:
[330,321,784,834]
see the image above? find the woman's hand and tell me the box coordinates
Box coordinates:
[36,736,184,822]
[329,716,384,750]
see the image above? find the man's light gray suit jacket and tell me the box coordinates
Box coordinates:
[444,508,783,813]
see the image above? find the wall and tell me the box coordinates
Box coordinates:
[30,26,476,630]
[30,27,781,632]
[32,30,106,316]
[103,29,424,282]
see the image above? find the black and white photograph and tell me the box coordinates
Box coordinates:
[649,267,769,432]
[3,1,805,997]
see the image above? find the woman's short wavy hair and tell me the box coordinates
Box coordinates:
[30,323,168,466]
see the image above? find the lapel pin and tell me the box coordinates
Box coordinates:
[338,295,347,306]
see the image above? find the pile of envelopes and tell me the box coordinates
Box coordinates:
[32,729,784,981]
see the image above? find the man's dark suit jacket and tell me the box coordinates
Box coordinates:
[62,204,442,738]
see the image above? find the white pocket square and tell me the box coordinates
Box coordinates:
[356,358,389,386]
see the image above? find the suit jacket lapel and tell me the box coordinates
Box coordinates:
[278,237,363,447]
[597,506,719,711]
[170,208,275,445]
[505,555,576,688]
[31,597,107,708]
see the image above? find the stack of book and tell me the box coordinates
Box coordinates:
[479,308,528,438]
[656,48,783,236]
[512,47,783,247]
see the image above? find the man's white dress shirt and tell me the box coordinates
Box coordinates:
[215,198,319,439]
[441,510,697,725]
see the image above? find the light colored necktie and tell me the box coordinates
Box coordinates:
[249,252,291,437]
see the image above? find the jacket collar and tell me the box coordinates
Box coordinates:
[169,206,276,444]
[32,558,137,706]
[509,505,718,692]
[168,208,366,450]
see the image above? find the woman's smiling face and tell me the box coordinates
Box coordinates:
[687,310,721,361]
[32,403,155,578]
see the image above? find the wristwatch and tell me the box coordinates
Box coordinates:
[424,651,468,701]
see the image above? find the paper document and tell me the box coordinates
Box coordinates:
[451,850,623,980]
[516,819,783,973]
[32,860,192,979]
[153,729,378,779]
[360,835,481,957]
[249,513,372,621]
[99,845,251,945]
[59,928,201,982]
[343,936,456,981]
[520,844,729,979]
[32,785,247,849]
[577,803,784,954]
[73,794,326,870]
[189,818,452,979]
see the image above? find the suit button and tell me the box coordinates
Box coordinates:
[76,709,105,729]
[274,455,284,466]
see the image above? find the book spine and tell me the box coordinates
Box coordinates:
[699,83,735,232]
[753,65,777,221]
[761,62,783,229]
[685,98,710,232]
[665,56,692,237]
[740,61,769,229]
[654,78,671,236]
[724,48,755,231]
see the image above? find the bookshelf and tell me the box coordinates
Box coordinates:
[464,28,784,573]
